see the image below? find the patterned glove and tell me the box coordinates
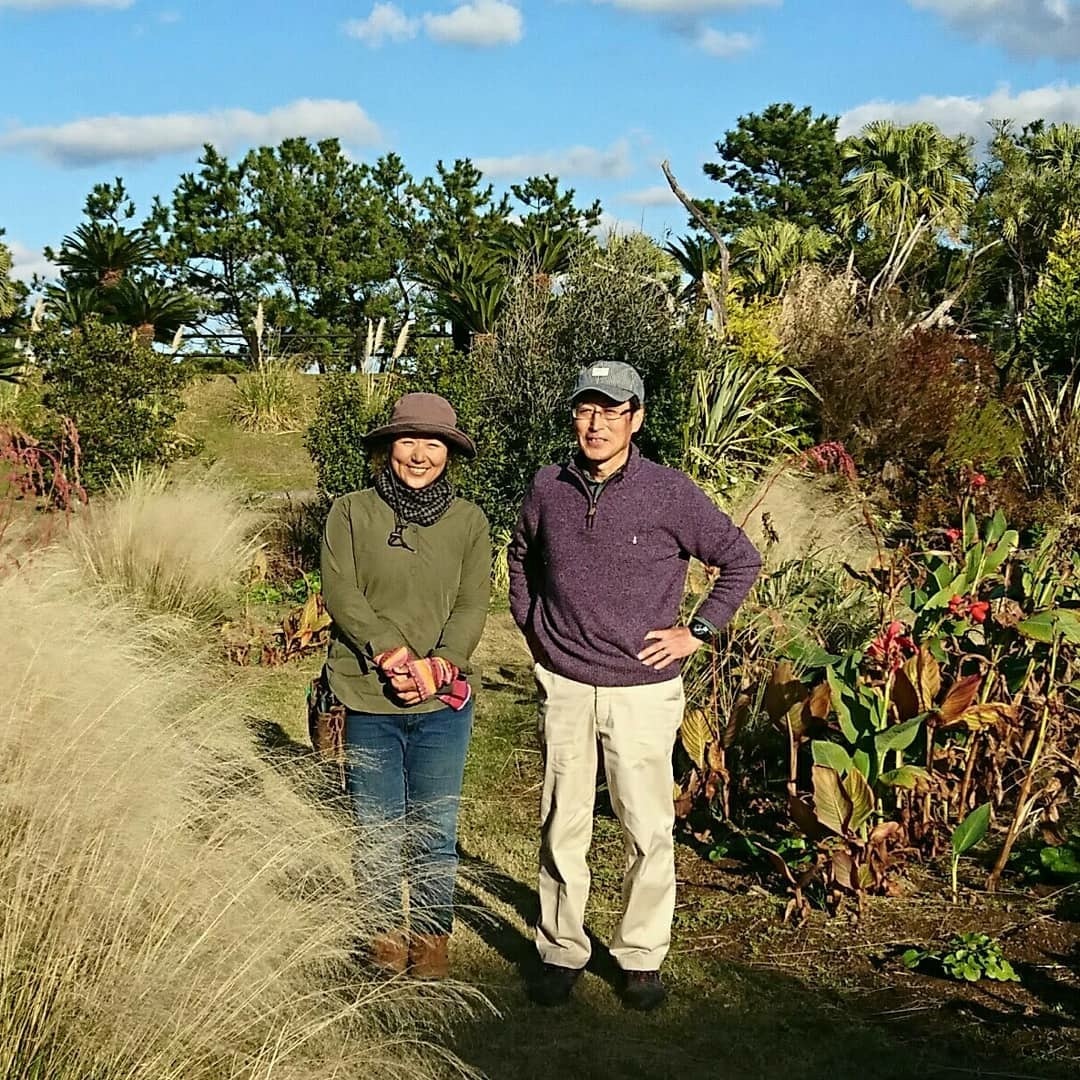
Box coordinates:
[373,648,470,711]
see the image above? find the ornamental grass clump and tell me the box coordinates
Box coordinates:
[67,466,262,621]
[0,542,479,1080]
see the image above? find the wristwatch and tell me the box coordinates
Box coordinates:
[688,617,716,644]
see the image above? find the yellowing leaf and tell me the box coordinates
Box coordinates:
[764,661,808,724]
[954,703,1016,731]
[812,765,853,836]
[843,768,875,833]
[680,708,710,769]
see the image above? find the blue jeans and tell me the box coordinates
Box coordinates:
[345,702,473,936]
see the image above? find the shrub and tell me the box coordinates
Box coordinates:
[33,318,193,491]
[0,551,478,1080]
[67,466,263,621]
[412,272,569,537]
[409,239,703,536]
[684,300,816,504]
[782,272,1007,497]
[553,234,694,469]
[1020,216,1080,383]
[304,372,398,501]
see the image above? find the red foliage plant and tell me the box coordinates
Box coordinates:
[0,418,88,554]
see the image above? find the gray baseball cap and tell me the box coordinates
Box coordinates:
[570,360,645,405]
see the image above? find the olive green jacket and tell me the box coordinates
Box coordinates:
[320,488,491,713]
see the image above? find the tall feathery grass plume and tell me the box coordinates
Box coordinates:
[66,465,263,620]
[1,502,484,1079]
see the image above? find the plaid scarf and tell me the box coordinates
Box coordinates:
[374,464,455,549]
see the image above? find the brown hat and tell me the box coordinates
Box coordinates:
[364,392,477,458]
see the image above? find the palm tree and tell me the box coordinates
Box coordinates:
[416,245,509,351]
[838,120,975,299]
[664,234,722,312]
[731,220,832,296]
[492,221,582,281]
[46,284,104,329]
[54,222,154,289]
[110,278,201,344]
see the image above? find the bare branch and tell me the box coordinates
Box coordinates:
[661,160,729,332]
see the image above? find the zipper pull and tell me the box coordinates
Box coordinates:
[586,503,597,529]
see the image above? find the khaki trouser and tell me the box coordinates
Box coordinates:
[534,662,684,972]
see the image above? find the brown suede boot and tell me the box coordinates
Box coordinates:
[369,930,409,975]
[409,933,450,979]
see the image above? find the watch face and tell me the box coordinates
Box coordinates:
[690,621,712,642]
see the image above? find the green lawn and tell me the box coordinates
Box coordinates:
[246,611,1079,1080]
[203,400,1078,1080]
[176,374,317,494]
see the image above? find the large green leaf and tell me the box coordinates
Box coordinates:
[826,665,858,744]
[875,716,925,755]
[812,764,853,835]
[843,768,875,832]
[784,638,841,669]
[951,802,991,856]
[983,530,1018,575]
[812,740,853,774]
[963,509,978,551]
[852,747,874,783]
[878,765,929,789]
[1017,608,1080,644]
[984,509,1007,546]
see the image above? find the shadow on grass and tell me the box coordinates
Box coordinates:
[456,848,623,994]
[448,849,1080,1080]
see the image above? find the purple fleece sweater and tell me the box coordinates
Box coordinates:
[508,446,762,687]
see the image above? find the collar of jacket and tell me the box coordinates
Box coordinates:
[565,442,642,492]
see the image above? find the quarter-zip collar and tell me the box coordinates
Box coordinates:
[566,443,641,529]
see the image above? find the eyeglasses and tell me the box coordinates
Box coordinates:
[572,403,634,423]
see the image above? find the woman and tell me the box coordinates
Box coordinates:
[320,392,490,979]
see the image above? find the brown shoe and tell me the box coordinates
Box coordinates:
[370,930,409,975]
[409,933,450,979]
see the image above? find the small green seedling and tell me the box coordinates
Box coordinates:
[903,932,1019,984]
[950,802,991,903]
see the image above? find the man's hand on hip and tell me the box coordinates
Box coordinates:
[637,627,702,669]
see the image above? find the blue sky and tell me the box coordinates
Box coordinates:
[3,0,1080,281]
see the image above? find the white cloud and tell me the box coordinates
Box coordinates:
[621,184,677,206]
[423,0,522,46]
[475,138,634,179]
[344,2,418,45]
[696,26,755,55]
[0,99,382,166]
[595,0,776,10]
[592,210,645,240]
[344,0,522,48]
[0,0,132,8]
[839,83,1080,141]
[908,0,1080,59]
[7,241,57,285]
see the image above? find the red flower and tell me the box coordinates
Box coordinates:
[947,594,966,617]
[969,472,987,489]
[944,528,962,544]
[801,441,857,482]
[868,620,917,671]
[968,600,990,623]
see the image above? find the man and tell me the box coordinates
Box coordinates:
[507,360,761,1011]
